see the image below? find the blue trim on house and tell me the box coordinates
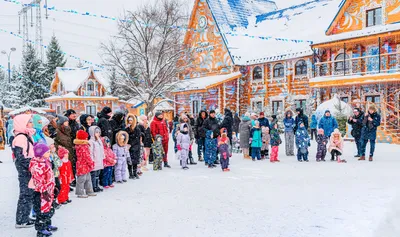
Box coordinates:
[131,102,145,109]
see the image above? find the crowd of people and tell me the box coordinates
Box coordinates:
[4,103,381,237]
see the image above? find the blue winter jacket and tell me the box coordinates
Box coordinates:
[310,114,318,129]
[318,115,338,137]
[295,126,310,149]
[258,117,270,128]
[250,127,262,148]
[361,112,381,140]
[283,117,295,132]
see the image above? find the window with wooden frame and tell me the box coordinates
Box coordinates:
[87,81,95,92]
[295,60,307,75]
[366,8,382,27]
[273,63,284,78]
[253,66,263,80]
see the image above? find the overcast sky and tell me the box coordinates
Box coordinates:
[0,0,307,71]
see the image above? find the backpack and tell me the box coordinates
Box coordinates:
[12,133,34,155]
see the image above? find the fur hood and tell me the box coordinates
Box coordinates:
[115,130,129,146]
[125,113,137,130]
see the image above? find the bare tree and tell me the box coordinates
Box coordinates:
[101,0,192,115]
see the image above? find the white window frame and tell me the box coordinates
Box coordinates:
[86,104,97,116]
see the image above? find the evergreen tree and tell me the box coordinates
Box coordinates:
[109,69,118,96]
[44,35,67,92]
[3,66,22,108]
[0,70,6,105]
[20,44,47,107]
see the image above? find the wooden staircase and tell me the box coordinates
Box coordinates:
[377,99,400,145]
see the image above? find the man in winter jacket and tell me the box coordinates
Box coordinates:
[150,111,171,168]
[359,105,381,161]
[110,111,125,145]
[258,112,270,129]
[347,108,364,157]
[203,110,220,164]
[220,108,234,144]
[194,110,208,161]
[318,110,338,137]
[310,114,318,140]
[97,107,114,140]
[64,109,80,140]
[294,108,309,133]
[283,110,295,156]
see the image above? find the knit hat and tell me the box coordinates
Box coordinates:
[259,112,265,116]
[57,115,68,126]
[76,130,89,140]
[155,111,163,118]
[64,109,76,117]
[209,110,216,114]
[57,146,69,158]
[101,106,112,115]
[33,143,50,158]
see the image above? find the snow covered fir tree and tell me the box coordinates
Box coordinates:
[44,36,67,88]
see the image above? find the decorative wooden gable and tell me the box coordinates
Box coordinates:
[180,0,233,79]
[326,0,400,35]
[76,71,107,97]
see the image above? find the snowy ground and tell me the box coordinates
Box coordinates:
[1,138,400,237]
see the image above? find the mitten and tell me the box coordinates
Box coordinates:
[249,138,253,144]
[177,145,182,151]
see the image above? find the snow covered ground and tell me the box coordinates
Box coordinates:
[1,138,400,237]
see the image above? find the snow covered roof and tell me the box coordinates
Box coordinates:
[314,22,400,45]
[154,101,174,111]
[174,72,242,92]
[214,0,343,65]
[9,106,47,115]
[46,92,119,101]
[207,0,277,30]
[54,66,110,92]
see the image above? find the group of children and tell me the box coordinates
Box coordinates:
[232,121,346,163]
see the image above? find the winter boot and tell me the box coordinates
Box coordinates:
[47,225,58,232]
[358,156,366,161]
[70,180,76,187]
[128,168,134,179]
[15,220,35,229]
[369,156,373,162]
[189,157,197,165]
[183,166,189,170]
[198,156,204,162]
[214,159,220,165]
[37,229,52,237]
[164,162,171,168]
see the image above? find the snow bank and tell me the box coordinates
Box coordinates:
[315,94,352,120]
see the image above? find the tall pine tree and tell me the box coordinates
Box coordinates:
[3,66,23,108]
[44,35,67,91]
[20,44,47,107]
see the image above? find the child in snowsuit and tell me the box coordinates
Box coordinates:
[270,123,282,162]
[218,128,231,171]
[101,137,117,188]
[49,143,62,209]
[57,146,74,205]
[328,129,346,163]
[113,131,131,183]
[29,143,57,237]
[32,114,47,144]
[250,121,262,161]
[176,123,191,170]
[316,129,328,162]
[74,130,96,198]
[232,132,240,153]
[205,130,218,168]
[88,126,105,192]
[261,126,270,159]
[152,135,165,171]
[295,121,310,162]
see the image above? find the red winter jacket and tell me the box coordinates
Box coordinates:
[74,140,94,176]
[29,157,55,213]
[101,137,117,167]
[150,116,169,143]
[59,160,74,186]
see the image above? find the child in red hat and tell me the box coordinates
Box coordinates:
[57,146,74,204]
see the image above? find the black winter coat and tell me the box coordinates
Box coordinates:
[69,119,80,140]
[361,112,381,140]
[110,112,125,145]
[294,114,309,132]
[233,115,241,134]
[194,110,208,139]
[348,111,364,138]
[138,124,152,148]
[203,116,220,138]
[125,125,144,164]
[97,111,113,140]
[220,109,233,139]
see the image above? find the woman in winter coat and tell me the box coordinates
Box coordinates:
[194,110,208,161]
[88,126,105,192]
[233,113,241,137]
[295,121,310,162]
[283,110,295,156]
[54,115,74,164]
[113,131,131,182]
[359,105,381,161]
[176,123,191,170]
[250,121,263,161]
[139,115,152,170]
[97,106,113,140]
[74,130,96,198]
[310,114,318,140]
[328,129,344,162]
[318,110,338,137]
[12,114,35,228]
[43,115,57,139]
[125,114,143,179]
[220,108,234,143]
[79,114,94,133]
[239,113,252,159]
[110,111,125,145]
[348,108,364,157]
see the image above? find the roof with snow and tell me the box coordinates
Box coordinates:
[46,92,118,101]
[54,66,110,92]
[216,0,343,65]
[9,106,47,115]
[174,72,242,92]
[155,101,174,111]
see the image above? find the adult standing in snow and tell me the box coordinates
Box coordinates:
[12,114,35,228]
[318,110,338,138]
[220,108,234,145]
[310,114,318,140]
[138,115,153,168]
[239,113,252,159]
[150,111,171,168]
[359,105,381,162]
[233,113,241,137]
[44,114,58,139]
[110,111,125,145]
[55,115,75,170]
[203,110,220,164]
[79,114,94,134]
[97,107,114,141]
[294,108,309,133]
[125,114,144,179]
[64,109,80,141]
[194,110,208,161]
[347,108,365,157]
[258,112,270,129]
[283,110,295,156]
